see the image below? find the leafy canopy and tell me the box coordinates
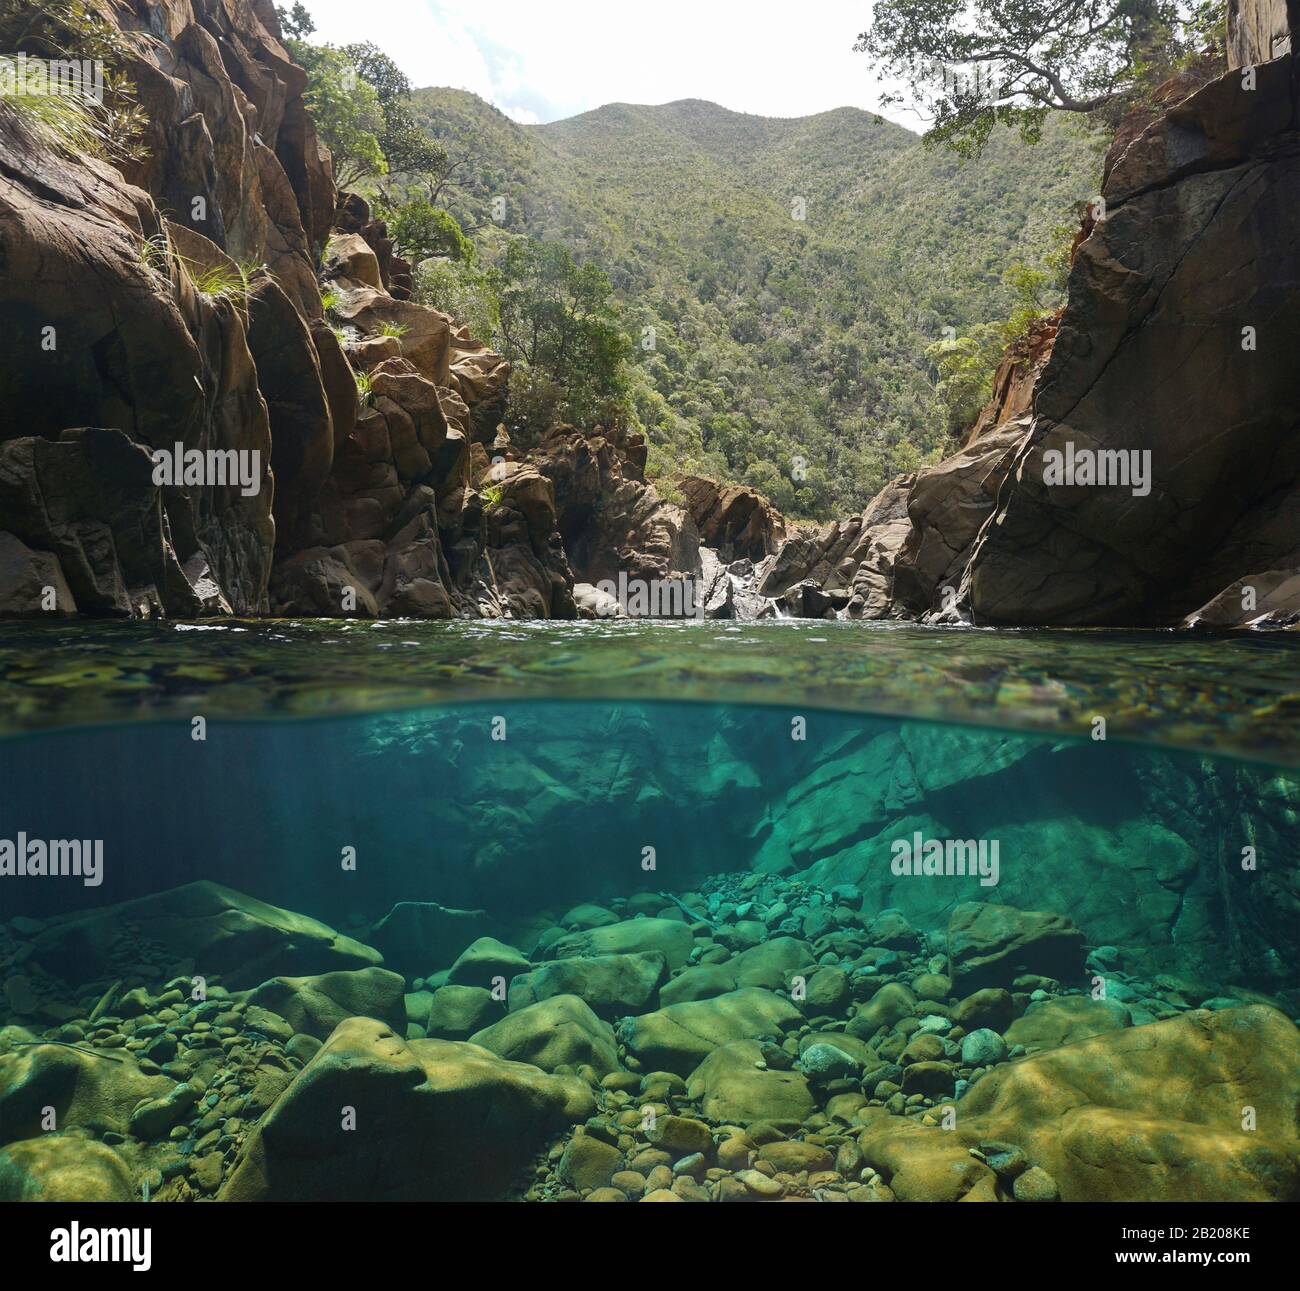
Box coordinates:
[495,239,634,438]
[856,0,1224,155]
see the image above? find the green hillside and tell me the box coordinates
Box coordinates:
[408,89,1103,518]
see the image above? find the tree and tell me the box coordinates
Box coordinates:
[275,3,315,39]
[856,0,1224,155]
[494,239,634,435]
[290,42,386,187]
[385,199,473,263]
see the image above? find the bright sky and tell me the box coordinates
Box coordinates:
[295,0,910,128]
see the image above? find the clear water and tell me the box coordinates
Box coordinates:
[1,621,1297,1203]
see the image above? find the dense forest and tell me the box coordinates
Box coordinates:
[404,90,1102,517]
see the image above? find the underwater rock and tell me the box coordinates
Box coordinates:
[24,881,383,990]
[507,951,668,1020]
[946,903,1087,993]
[244,968,406,1041]
[848,982,917,1038]
[469,995,621,1076]
[367,901,496,978]
[858,1117,999,1202]
[423,985,502,1039]
[549,918,697,970]
[0,1137,134,1202]
[963,1005,1300,1200]
[1002,996,1131,1054]
[219,1018,593,1201]
[859,1005,1300,1201]
[686,1039,816,1127]
[446,937,531,989]
[559,1131,624,1191]
[128,1082,200,1140]
[0,1043,171,1144]
[616,988,803,1077]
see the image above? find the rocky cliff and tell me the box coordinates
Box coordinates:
[2,1,1296,629]
[0,0,705,622]
[766,0,1300,630]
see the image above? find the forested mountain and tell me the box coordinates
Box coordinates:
[410,89,1103,517]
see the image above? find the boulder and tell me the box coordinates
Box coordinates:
[424,985,502,1039]
[244,968,407,1040]
[507,952,668,1020]
[469,995,620,1076]
[686,1040,815,1127]
[1003,995,1130,1054]
[446,937,531,989]
[0,1043,170,1144]
[947,903,1086,993]
[25,881,383,989]
[616,988,803,1077]
[676,475,786,562]
[549,919,696,971]
[960,1005,1300,1200]
[0,1137,134,1202]
[220,1018,593,1200]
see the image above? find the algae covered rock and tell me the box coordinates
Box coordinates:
[0,1042,171,1144]
[25,881,383,989]
[958,1005,1300,1200]
[858,1006,1300,1202]
[507,951,668,1020]
[424,985,502,1039]
[947,902,1086,993]
[245,967,407,1041]
[617,988,803,1076]
[446,937,531,988]
[470,994,620,1075]
[1003,995,1130,1054]
[220,1018,593,1200]
[0,1137,134,1202]
[686,1039,815,1127]
[549,918,696,970]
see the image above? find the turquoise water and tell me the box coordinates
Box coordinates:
[0,622,1297,1202]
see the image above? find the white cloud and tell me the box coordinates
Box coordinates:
[296,0,912,127]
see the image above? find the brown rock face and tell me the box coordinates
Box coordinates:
[965,51,1300,625]
[0,0,324,616]
[677,475,786,563]
[760,29,1300,630]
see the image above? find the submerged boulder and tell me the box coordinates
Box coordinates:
[0,1043,171,1144]
[859,1005,1300,1201]
[24,882,383,989]
[446,937,531,989]
[0,1137,134,1202]
[220,1018,593,1201]
[548,919,696,971]
[946,903,1087,993]
[616,988,803,1077]
[507,951,668,1020]
[686,1039,816,1127]
[469,995,620,1076]
[244,968,406,1040]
